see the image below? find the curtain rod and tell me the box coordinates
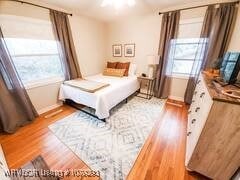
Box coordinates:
[7,0,73,16]
[158,0,239,15]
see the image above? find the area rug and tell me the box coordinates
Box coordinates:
[49,97,165,180]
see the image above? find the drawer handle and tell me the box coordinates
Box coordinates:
[191,119,196,124]
[197,80,201,84]
[200,92,205,98]
[187,132,192,136]
[195,107,200,112]
[188,110,192,114]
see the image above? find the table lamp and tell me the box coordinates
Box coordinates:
[147,55,159,78]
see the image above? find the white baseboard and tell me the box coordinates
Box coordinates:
[37,102,63,115]
[168,95,184,102]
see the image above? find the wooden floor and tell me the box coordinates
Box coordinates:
[0,99,208,180]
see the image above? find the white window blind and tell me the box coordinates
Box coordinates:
[178,18,204,38]
[0,15,64,85]
[0,15,55,40]
[167,17,207,77]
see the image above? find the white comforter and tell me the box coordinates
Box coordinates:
[59,74,140,119]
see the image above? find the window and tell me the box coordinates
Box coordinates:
[5,38,64,85]
[167,38,207,77]
[0,14,64,87]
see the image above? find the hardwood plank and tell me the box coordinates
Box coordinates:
[127,100,208,180]
[0,106,98,180]
[0,100,207,180]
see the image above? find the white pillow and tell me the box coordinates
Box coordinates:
[128,63,137,76]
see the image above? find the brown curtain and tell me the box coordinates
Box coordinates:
[203,2,238,69]
[154,11,180,98]
[0,28,38,133]
[184,2,238,104]
[50,10,82,80]
[201,5,216,38]
[184,5,216,104]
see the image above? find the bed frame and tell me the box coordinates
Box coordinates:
[65,96,130,122]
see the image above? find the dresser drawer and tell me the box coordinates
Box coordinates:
[194,79,203,93]
[190,98,212,142]
[186,74,213,166]
[187,112,194,131]
[185,131,194,165]
[186,73,240,179]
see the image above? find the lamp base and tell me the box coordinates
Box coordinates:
[148,66,154,78]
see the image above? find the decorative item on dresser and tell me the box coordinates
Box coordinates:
[185,72,240,180]
[136,76,156,99]
[147,55,159,78]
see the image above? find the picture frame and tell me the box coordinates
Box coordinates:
[112,44,122,57]
[124,43,135,57]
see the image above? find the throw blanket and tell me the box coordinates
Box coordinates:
[64,79,109,93]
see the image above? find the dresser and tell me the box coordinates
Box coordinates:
[185,72,240,180]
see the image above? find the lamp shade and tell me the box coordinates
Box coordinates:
[147,55,159,65]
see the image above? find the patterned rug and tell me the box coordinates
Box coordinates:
[49,97,165,180]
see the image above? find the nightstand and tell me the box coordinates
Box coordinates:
[136,76,156,99]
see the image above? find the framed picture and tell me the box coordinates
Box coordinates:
[112,44,122,57]
[124,44,135,57]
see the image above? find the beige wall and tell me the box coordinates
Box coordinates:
[27,82,63,113]
[228,2,240,81]
[69,16,107,76]
[106,0,240,101]
[106,7,206,101]
[1,0,239,112]
[0,1,107,113]
[228,5,240,52]
[106,14,161,74]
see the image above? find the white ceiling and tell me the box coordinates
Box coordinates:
[26,0,216,22]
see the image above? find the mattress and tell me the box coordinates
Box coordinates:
[59,74,140,119]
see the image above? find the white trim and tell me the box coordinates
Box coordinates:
[168,95,184,102]
[0,14,52,25]
[25,77,64,90]
[12,53,59,58]
[37,102,63,115]
[166,101,183,107]
[171,74,190,80]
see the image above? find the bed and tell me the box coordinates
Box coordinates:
[59,73,140,120]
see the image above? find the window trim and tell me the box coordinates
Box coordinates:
[11,53,59,58]
[170,74,190,80]
[5,38,64,86]
[173,58,202,61]
[24,76,64,90]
